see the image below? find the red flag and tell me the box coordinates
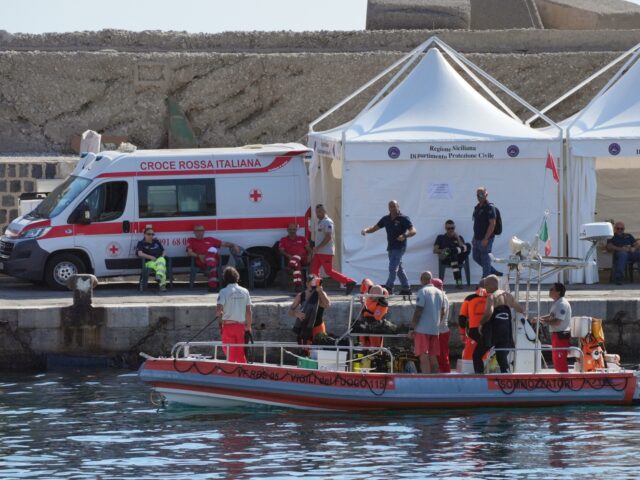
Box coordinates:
[546,150,559,183]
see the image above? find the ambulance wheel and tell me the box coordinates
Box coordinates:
[45,253,87,290]
[247,248,276,286]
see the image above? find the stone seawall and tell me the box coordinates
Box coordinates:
[2,29,640,155]
[2,297,639,371]
[0,50,620,154]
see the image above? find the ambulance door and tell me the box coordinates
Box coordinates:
[71,179,136,276]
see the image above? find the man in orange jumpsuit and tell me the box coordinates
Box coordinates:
[458,280,488,365]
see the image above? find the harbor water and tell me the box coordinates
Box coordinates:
[2,369,640,479]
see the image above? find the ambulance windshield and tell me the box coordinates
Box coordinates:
[31,176,92,219]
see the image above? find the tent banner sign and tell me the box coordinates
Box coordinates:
[571,139,640,158]
[345,141,561,161]
[312,139,341,158]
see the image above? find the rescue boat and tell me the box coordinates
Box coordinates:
[138,346,639,411]
[138,222,640,411]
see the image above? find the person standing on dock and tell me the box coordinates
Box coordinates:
[311,204,357,295]
[533,282,572,373]
[472,187,502,278]
[216,267,252,363]
[409,271,445,374]
[361,200,416,296]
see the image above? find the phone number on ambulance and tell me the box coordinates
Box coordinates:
[156,237,190,247]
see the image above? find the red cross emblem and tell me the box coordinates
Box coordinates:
[249,189,262,202]
[107,242,120,257]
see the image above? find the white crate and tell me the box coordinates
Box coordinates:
[312,350,348,371]
[570,316,592,338]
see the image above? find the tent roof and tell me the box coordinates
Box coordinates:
[568,57,640,140]
[315,48,556,144]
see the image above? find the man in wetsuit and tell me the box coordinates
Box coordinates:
[288,274,331,345]
[476,274,524,373]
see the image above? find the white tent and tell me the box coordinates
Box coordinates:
[308,37,562,285]
[534,44,640,283]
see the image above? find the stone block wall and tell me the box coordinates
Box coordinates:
[0,157,77,230]
[536,0,640,30]
[366,0,471,30]
[0,49,623,154]
[1,295,639,371]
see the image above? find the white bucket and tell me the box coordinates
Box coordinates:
[570,316,592,338]
[456,359,475,374]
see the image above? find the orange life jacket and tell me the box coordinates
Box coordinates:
[581,334,605,372]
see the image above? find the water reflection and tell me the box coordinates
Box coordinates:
[1,371,639,479]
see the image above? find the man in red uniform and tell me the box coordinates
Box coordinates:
[186,224,240,292]
[279,223,311,292]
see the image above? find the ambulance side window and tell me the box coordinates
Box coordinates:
[82,181,128,222]
[138,179,216,218]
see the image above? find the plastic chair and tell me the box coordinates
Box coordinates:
[438,256,471,286]
[139,256,173,292]
[188,256,213,290]
[217,248,256,289]
[609,251,635,283]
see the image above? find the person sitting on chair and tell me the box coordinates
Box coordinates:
[187,224,240,292]
[433,219,471,289]
[136,227,167,292]
[279,223,311,292]
[606,221,640,285]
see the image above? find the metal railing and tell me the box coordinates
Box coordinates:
[169,340,396,373]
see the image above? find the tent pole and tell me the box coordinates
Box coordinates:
[436,39,561,138]
[566,45,640,136]
[559,139,567,282]
[437,40,521,122]
[354,39,435,118]
[308,37,436,134]
[525,43,640,125]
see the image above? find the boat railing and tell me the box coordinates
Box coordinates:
[493,345,585,369]
[170,340,396,373]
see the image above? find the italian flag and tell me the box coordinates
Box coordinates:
[539,219,552,256]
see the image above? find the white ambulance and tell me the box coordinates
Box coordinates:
[0,143,312,289]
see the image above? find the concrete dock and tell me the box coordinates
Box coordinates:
[1,273,639,371]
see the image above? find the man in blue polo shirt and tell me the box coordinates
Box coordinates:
[606,221,640,285]
[361,200,416,295]
[472,186,501,278]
